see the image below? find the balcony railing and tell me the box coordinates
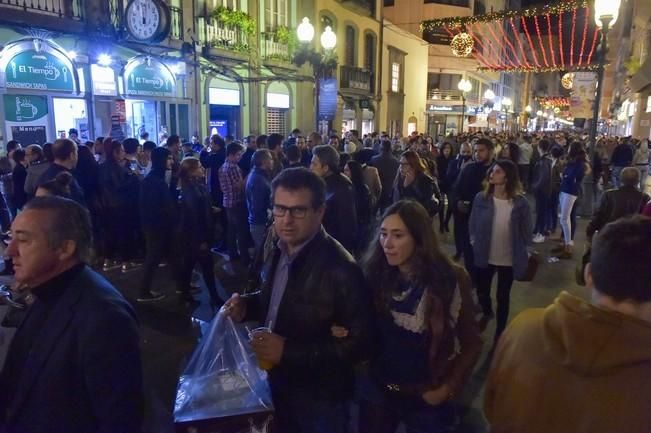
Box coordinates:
[261,33,291,62]
[170,6,183,40]
[198,16,249,53]
[0,0,83,20]
[340,65,373,94]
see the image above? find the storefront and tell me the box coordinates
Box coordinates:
[120,55,188,143]
[0,37,86,150]
[426,104,462,137]
[265,81,291,136]
[208,76,242,139]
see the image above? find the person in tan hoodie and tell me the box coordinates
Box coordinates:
[484,215,651,433]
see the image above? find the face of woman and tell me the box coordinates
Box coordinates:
[399,158,414,177]
[343,164,352,178]
[380,214,416,269]
[501,147,511,159]
[489,164,507,186]
[443,146,451,157]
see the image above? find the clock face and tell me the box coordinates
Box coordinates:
[126,0,161,41]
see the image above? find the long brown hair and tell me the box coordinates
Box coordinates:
[178,157,202,187]
[482,159,522,199]
[362,200,457,315]
[400,150,431,179]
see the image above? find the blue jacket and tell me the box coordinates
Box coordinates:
[469,193,532,280]
[246,167,271,225]
[560,161,585,196]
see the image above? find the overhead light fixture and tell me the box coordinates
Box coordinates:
[297,17,315,43]
[98,54,112,66]
[68,50,77,60]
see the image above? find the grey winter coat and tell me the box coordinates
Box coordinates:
[469,192,532,280]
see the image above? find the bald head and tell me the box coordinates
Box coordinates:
[621,167,641,188]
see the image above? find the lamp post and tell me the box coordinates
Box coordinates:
[484,89,495,130]
[524,105,532,131]
[536,110,543,131]
[458,78,472,133]
[296,17,337,133]
[589,0,622,156]
[502,97,512,133]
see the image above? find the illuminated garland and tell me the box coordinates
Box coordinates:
[536,96,571,108]
[477,64,603,73]
[420,0,588,31]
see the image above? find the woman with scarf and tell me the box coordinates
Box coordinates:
[339,200,482,433]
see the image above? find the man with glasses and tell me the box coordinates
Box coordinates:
[225,168,373,433]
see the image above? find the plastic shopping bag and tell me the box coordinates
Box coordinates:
[174,309,273,428]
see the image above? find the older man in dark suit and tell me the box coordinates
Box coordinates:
[0,196,143,433]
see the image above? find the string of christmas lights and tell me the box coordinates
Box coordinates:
[547,14,557,67]
[477,64,602,73]
[510,18,531,69]
[586,27,600,64]
[420,0,588,30]
[559,12,565,67]
[536,96,571,107]
[534,15,550,67]
[520,16,541,68]
[578,6,589,65]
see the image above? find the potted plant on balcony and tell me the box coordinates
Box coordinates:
[211,6,256,36]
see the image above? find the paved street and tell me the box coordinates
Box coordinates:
[0,214,590,433]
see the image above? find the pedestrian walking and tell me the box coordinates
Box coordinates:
[555,142,587,259]
[393,150,439,217]
[531,139,553,243]
[246,149,273,251]
[356,200,482,433]
[469,159,532,344]
[436,142,454,233]
[370,140,400,215]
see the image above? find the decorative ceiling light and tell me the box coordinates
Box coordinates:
[450,32,474,57]
[561,72,575,89]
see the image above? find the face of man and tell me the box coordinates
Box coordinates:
[263,157,274,173]
[272,187,324,248]
[474,144,491,164]
[6,209,77,287]
[310,155,329,178]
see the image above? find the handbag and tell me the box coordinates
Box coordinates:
[518,252,540,282]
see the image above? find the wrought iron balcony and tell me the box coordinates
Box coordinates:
[198,16,249,54]
[340,65,373,94]
[0,0,83,20]
[261,32,291,62]
[170,5,183,41]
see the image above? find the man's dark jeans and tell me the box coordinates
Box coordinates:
[533,191,551,234]
[225,204,251,264]
[272,388,347,433]
[139,230,172,295]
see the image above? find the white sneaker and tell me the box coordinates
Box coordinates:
[532,233,546,243]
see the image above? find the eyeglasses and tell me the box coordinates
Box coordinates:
[272,204,310,219]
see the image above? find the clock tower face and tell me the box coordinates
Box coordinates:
[126,0,162,41]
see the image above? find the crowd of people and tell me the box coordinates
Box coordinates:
[1,126,651,433]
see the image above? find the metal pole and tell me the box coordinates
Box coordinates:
[589,17,612,158]
[460,94,465,133]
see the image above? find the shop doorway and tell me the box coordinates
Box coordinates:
[53,98,89,141]
[126,100,157,141]
[209,105,240,138]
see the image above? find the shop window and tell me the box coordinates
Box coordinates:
[345,26,356,66]
[53,98,89,141]
[266,108,288,135]
[391,62,400,93]
[265,0,287,31]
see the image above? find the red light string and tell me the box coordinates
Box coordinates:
[521,16,541,67]
[546,14,557,67]
[509,18,531,68]
[488,21,517,68]
[586,27,600,65]
[466,24,495,68]
[499,19,523,68]
[570,7,577,66]
[558,12,565,67]
[578,6,589,65]
[535,15,550,67]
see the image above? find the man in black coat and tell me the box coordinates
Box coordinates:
[199,134,227,206]
[310,145,358,252]
[137,147,177,302]
[37,138,86,206]
[0,196,143,433]
[225,168,373,433]
[452,138,494,285]
[370,140,400,214]
[586,167,650,242]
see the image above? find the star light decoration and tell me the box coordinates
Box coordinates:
[561,72,575,89]
[450,32,474,57]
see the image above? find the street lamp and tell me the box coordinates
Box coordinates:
[296,17,338,133]
[502,97,512,133]
[484,89,495,101]
[457,78,472,133]
[589,0,622,155]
